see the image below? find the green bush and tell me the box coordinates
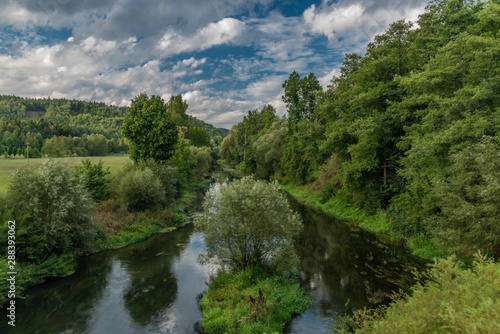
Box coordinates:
[354,254,500,334]
[74,159,113,202]
[119,167,166,211]
[195,177,302,272]
[5,160,97,262]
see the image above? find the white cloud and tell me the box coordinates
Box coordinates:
[319,67,341,89]
[303,0,428,50]
[157,18,245,54]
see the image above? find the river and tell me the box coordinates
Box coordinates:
[1,177,423,333]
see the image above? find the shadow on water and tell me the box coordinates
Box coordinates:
[284,194,426,333]
[0,224,217,334]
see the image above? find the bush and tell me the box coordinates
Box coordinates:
[190,146,213,180]
[119,167,166,211]
[74,159,113,202]
[5,160,97,262]
[195,177,302,273]
[354,254,500,334]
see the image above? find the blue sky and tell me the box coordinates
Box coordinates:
[0,0,429,128]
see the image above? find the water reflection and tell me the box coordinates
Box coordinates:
[0,225,214,334]
[285,196,424,333]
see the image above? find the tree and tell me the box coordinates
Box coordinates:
[190,146,213,180]
[167,94,189,128]
[74,159,113,202]
[119,167,166,211]
[253,119,287,180]
[188,126,211,147]
[87,134,108,156]
[7,160,97,262]
[122,94,178,163]
[195,177,302,272]
[282,72,322,128]
[428,139,500,258]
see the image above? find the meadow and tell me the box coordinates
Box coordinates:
[0,155,130,193]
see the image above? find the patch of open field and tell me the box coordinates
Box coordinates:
[0,155,130,194]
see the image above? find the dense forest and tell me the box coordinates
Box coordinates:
[220,0,500,259]
[0,95,228,158]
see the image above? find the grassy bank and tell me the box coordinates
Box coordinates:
[199,268,311,333]
[280,183,442,261]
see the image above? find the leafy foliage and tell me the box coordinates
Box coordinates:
[123,94,178,163]
[195,177,302,272]
[199,268,310,334]
[74,159,113,202]
[353,254,500,334]
[119,166,166,211]
[428,139,500,257]
[6,160,97,262]
[223,0,500,259]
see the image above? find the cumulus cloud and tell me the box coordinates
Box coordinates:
[303,0,428,50]
[157,18,246,55]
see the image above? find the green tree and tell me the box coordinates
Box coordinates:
[282,72,322,128]
[123,94,178,163]
[167,94,189,128]
[195,177,302,272]
[253,119,287,180]
[190,146,213,180]
[7,160,97,262]
[188,126,211,147]
[428,139,500,258]
[74,159,113,202]
[87,134,108,156]
[119,167,166,211]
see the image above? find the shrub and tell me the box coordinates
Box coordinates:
[119,167,165,211]
[5,160,97,262]
[354,254,500,334]
[74,159,113,202]
[195,177,302,273]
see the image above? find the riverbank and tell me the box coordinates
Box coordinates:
[280,183,442,261]
[0,179,206,308]
[222,165,442,261]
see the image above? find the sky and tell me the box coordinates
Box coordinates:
[0,0,430,129]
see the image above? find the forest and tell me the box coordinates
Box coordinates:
[0,95,227,158]
[220,0,500,260]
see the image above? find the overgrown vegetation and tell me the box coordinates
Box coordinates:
[195,177,308,332]
[337,254,500,334]
[199,268,310,333]
[0,94,221,307]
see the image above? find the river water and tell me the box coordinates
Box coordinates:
[1,178,423,333]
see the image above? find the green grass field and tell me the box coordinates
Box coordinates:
[0,155,131,194]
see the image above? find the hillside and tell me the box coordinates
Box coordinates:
[0,95,228,157]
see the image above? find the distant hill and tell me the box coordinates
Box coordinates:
[0,95,228,139]
[188,115,228,138]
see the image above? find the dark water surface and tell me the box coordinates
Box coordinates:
[1,180,424,334]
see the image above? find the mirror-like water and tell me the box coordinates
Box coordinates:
[1,178,424,334]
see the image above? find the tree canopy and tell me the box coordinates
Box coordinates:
[122,93,178,163]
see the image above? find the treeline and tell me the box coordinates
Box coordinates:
[221,0,500,259]
[0,95,228,158]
